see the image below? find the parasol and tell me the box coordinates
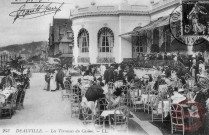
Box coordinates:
[85,85,104,101]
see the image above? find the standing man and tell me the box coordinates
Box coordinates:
[104,65,109,84]
[55,66,65,90]
[44,70,51,91]
[108,66,114,83]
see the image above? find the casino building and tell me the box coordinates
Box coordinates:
[69,0,205,65]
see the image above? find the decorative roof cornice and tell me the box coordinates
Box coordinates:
[70,0,180,20]
[70,10,149,20]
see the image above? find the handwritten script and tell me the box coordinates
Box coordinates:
[10,0,64,23]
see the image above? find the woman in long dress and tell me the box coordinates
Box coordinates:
[50,70,57,91]
[187,3,207,34]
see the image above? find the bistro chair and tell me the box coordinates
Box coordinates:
[109,106,130,132]
[170,103,185,135]
[108,82,115,94]
[70,94,80,118]
[151,94,170,123]
[81,106,95,125]
[121,85,129,95]
[1,90,19,119]
[144,88,155,114]
[119,94,130,107]
[130,88,143,112]
[95,97,110,127]
[72,85,81,100]
[61,86,71,101]
[64,80,71,90]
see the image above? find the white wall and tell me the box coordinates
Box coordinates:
[72,16,119,64]
[119,15,150,62]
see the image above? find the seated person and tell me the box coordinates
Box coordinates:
[97,76,104,87]
[153,76,166,91]
[171,87,186,104]
[66,74,72,84]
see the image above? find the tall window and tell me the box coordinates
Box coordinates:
[98,27,114,53]
[78,28,89,53]
[132,35,147,58]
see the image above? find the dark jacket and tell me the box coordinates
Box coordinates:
[104,69,109,83]
[107,68,114,83]
[117,70,124,80]
[56,70,65,82]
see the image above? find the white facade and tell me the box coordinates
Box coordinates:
[70,0,181,65]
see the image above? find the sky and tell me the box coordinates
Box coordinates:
[0,0,152,47]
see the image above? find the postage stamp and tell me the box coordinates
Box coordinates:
[182,0,209,36]
[169,0,209,46]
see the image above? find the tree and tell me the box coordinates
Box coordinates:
[7,56,23,70]
[150,44,160,53]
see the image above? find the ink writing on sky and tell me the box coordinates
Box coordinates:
[9,0,66,23]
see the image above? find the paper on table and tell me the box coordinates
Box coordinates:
[101,110,123,117]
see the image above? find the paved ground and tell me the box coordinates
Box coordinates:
[0,73,163,135]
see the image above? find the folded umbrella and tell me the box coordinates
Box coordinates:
[85,85,104,102]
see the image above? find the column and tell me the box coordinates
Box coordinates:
[89,30,98,64]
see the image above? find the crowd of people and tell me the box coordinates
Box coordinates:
[41,51,209,134]
[0,66,31,118]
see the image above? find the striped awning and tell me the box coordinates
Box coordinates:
[120,16,170,36]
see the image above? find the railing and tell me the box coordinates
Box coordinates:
[122,59,185,68]
[77,57,90,63]
[97,57,115,64]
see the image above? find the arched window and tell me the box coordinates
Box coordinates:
[77,28,89,53]
[98,27,114,53]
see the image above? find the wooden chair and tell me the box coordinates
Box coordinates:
[81,106,95,125]
[144,87,154,114]
[119,94,130,107]
[1,90,19,119]
[108,82,115,94]
[170,104,185,135]
[61,86,71,101]
[109,106,130,132]
[121,85,129,95]
[95,98,110,126]
[70,94,80,118]
[64,80,71,90]
[131,88,143,112]
[151,95,170,123]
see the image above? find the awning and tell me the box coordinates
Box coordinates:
[119,16,170,36]
[137,16,169,33]
[119,31,138,36]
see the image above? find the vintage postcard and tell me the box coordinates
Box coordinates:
[1,0,209,135]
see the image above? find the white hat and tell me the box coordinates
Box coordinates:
[178,88,184,92]
[143,75,149,79]
[83,76,89,80]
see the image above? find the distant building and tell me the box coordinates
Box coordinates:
[0,51,19,68]
[48,18,74,66]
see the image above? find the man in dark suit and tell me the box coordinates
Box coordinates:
[55,67,65,90]
[103,66,109,84]
[107,66,114,83]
